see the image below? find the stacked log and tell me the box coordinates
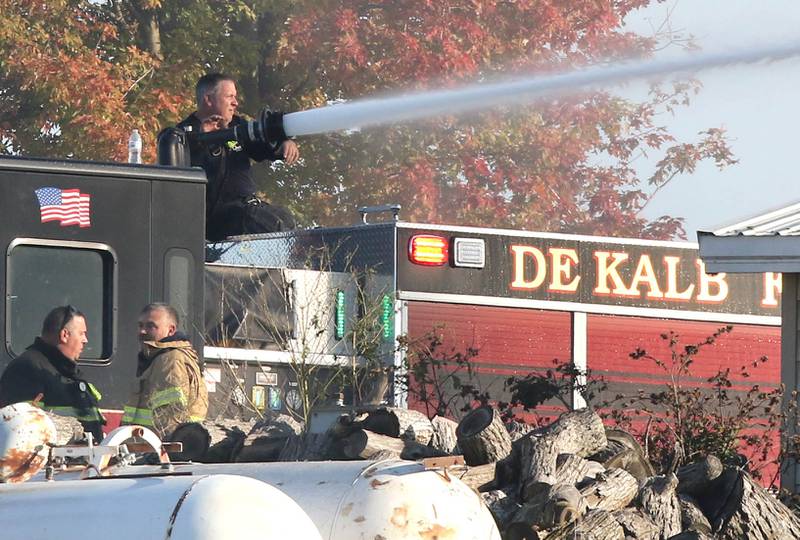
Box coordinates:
[44,411,85,445]
[456,405,512,466]
[167,417,256,462]
[361,407,434,444]
[430,415,459,453]
[515,407,606,500]
[327,407,450,462]
[341,429,405,459]
[444,407,799,540]
[233,414,302,462]
[155,405,800,540]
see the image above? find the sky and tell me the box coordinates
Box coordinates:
[623,1,800,239]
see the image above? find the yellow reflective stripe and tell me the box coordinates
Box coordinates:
[123,405,152,419]
[130,417,154,427]
[188,416,205,423]
[149,387,186,409]
[122,406,154,426]
[43,405,104,423]
[87,383,102,401]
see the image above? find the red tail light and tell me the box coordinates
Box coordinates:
[409,235,449,266]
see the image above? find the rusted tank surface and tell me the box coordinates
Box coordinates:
[0,473,323,540]
[0,403,56,483]
[110,460,502,540]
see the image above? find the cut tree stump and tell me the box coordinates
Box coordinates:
[448,462,497,491]
[589,429,654,482]
[542,484,585,528]
[579,468,639,513]
[545,509,625,540]
[704,468,800,540]
[277,431,335,461]
[456,406,512,466]
[400,439,448,461]
[510,483,586,532]
[676,455,723,497]
[364,449,400,461]
[430,415,459,454]
[168,418,254,462]
[638,474,681,540]
[361,407,433,444]
[505,420,534,442]
[232,414,302,462]
[328,413,366,440]
[555,453,605,485]
[516,408,607,501]
[166,422,210,461]
[495,452,520,489]
[45,411,84,445]
[341,428,404,460]
[679,495,712,535]
[481,490,522,531]
[613,508,659,540]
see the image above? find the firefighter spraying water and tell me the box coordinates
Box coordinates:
[1,42,800,540]
[163,41,800,152]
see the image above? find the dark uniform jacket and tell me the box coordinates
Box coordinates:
[0,338,105,440]
[177,113,290,241]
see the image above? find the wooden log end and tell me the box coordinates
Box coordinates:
[167,422,211,462]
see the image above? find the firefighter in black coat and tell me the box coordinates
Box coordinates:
[176,73,300,241]
[0,305,105,440]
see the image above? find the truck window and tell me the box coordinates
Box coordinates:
[165,248,193,327]
[6,241,115,362]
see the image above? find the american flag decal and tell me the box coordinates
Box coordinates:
[34,187,91,228]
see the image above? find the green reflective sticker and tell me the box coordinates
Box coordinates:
[335,289,345,339]
[382,295,393,340]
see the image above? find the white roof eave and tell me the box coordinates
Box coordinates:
[697,231,800,273]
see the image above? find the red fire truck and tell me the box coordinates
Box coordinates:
[0,156,782,441]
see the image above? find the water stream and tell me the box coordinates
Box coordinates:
[282,43,800,137]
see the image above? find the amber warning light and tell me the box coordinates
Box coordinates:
[409,235,449,266]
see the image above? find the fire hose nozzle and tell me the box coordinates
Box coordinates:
[193,108,288,147]
[261,109,288,143]
[157,109,290,167]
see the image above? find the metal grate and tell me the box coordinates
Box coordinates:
[207,223,396,275]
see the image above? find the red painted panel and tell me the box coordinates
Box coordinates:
[407,302,573,376]
[102,409,123,433]
[588,314,781,485]
[587,315,780,386]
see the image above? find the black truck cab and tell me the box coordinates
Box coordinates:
[0,156,206,415]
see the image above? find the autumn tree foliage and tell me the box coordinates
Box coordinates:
[0,0,193,161]
[0,0,736,239]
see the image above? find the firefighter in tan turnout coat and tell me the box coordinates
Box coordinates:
[123,303,208,439]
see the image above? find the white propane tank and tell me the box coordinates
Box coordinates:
[0,403,57,483]
[111,460,502,540]
[0,474,322,540]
